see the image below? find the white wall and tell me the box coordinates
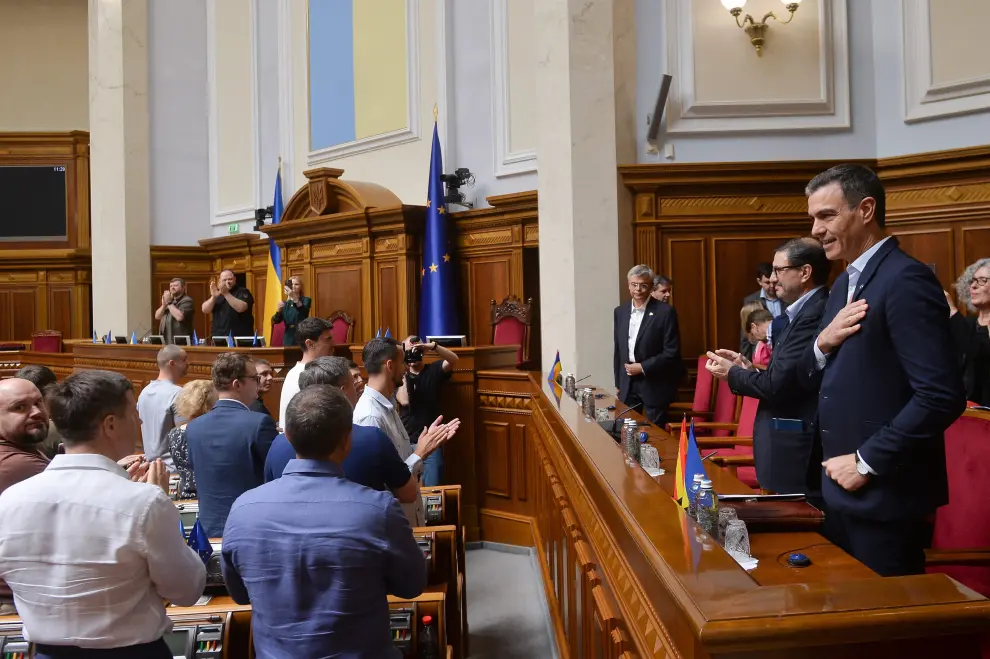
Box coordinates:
[450,0,537,207]
[148,0,210,246]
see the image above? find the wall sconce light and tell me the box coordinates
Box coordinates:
[720,0,801,56]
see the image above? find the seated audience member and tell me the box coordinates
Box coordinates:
[738,301,766,361]
[0,379,51,495]
[13,365,61,457]
[222,385,426,658]
[355,338,460,525]
[0,370,205,659]
[186,353,278,537]
[278,317,335,425]
[652,275,672,303]
[948,259,990,406]
[349,360,366,397]
[137,345,188,466]
[250,358,274,417]
[266,357,450,502]
[270,275,312,347]
[167,380,217,500]
[745,308,774,367]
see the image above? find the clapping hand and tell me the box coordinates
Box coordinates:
[414,415,461,460]
[161,290,171,307]
[209,279,220,297]
[714,348,753,370]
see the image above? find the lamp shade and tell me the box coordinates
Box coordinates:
[721,0,746,9]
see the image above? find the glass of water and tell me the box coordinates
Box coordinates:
[723,519,751,558]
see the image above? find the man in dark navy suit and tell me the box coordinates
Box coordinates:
[803,164,965,576]
[613,265,685,427]
[705,237,829,498]
[187,352,279,537]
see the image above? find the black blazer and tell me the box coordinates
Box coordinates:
[613,298,685,409]
[803,238,965,521]
[728,287,828,495]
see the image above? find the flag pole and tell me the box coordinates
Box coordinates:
[433,103,438,123]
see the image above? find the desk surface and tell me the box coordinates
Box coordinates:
[535,377,990,654]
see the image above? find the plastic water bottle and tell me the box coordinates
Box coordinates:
[687,473,704,518]
[695,479,719,538]
[419,615,438,659]
[564,373,576,397]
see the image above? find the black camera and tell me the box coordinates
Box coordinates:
[405,336,425,364]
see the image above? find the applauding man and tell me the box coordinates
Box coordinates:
[202,269,255,338]
[155,278,194,344]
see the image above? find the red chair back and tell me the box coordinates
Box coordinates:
[736,397,759,437]
[270,322,285,348]
[692,355,715,414]
[327,310,354,345]
[492,316,526,364]
[31,331,62,353]
[711,379,737,438]
[927,411,990,597]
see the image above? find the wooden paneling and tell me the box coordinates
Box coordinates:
[316,264,364,338]
[667,238,707,360]
[961,227,990,270]
[466,257,511,348]
[48,287,72,338]
[483,421,511,498]
[888,228,955,289]
[376,262,398,336]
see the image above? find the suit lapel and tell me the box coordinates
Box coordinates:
[619,304,632,362]
[774,288,827,349]
[853,237,898,302]
[633,299,656,354]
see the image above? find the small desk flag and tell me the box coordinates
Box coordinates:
[92,331,98,344]
[192,330,198,345]
[548,351,562,385]
[252,330,259,347]
[384,328,392,339]
[130,332,137,345]
[186,519,214,564]
[228,330,234,348]
[105,331,112,345]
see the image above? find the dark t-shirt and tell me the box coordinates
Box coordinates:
[211,286,255,337]
[263,426,411,491]
[399,361,451,441]
[0,440,50,496]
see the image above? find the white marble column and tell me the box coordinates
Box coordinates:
[88,0,152,338]
[535,0,636,387]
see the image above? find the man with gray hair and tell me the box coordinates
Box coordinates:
[137,345,188,465]
[613,264,684,426]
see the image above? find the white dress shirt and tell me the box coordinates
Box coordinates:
[628,301,647,362]
[278,360,306,427]
[353,386,425,526]
[0,453,206,647]
[813,237,891,474]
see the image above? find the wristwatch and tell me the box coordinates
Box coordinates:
[855,453,870,476]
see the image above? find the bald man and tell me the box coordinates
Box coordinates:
[137,346,188,466]
[202,269,255,337]
[0,379,51,496]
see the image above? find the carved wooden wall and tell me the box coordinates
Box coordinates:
[0,133,92,340]
[621,146,990,365]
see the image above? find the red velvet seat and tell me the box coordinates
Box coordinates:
[31,330,62,353]
[669,356,716,423]
[327,310,355,345]
[490,295,533,365]
[270,322,285,348]
[926,410,990,598]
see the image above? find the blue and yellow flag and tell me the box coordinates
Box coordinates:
[262,163,285,347]
[419,123,458,337]
[547,351,562,385]
[186,519,214,564]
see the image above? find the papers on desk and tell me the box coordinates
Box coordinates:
[644,467,665,478]
[170,595,212,607]
[728,550,759,571]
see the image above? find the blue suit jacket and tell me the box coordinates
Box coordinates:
[805,238,965,520]
[186,399,278,537]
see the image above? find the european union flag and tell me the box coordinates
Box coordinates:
[228,330,234,348]
[192,329,199,345]
[187,519,214,564]
[419,123,458,337]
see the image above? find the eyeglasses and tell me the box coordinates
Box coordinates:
[772,265,803,277]
[628,282,652,290]
[970,277,990,288]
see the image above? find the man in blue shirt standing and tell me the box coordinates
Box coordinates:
[221,385,427,657]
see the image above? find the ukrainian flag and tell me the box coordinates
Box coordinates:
[262,164,285,347]
[547,351,562,385]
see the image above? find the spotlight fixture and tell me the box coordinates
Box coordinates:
[720,0,801,56]
[254,206,274,232]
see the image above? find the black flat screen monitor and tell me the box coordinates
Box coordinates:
[0,165,68,241]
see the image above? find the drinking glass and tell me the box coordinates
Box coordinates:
[723,519,751,558]
[717,507,738,544]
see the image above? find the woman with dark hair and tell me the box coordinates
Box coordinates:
[948,258,990,406]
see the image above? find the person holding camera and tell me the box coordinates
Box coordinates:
[396,336,459,487]
[271,276,311,347]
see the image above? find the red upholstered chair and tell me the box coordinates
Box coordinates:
[695,395,760,490]
[669,356,716,422]
[926,410,990,597]
[31,330,62,353]
[490,295,533,364]
[327,310,355,345]
[270,321,285,348]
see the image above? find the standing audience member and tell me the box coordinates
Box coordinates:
[613,264,685,426]
[155,277,195,344]
[805,163,964,576]
[202,269,254,338]
[265,356,450,503]
[14,365,61,457]
[745,308,774,367]
[651,275,672,303]
[0,379,50,495]
[222,385,426,658]
[947,258,990,406]
[349,361,366,397]
[167,380,218,500]
[137,345,188,466]
[278,317,335,426]
[186,353,278,537]
[738,301,765,361]
[0,371,205,658]
[354,338,458,526]
[706,237,830,498]
[270,276,311,348]
[741,263,786,355]
[250,358,275,417]
[397,336,459,486]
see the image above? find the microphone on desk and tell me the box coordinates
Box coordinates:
[611,402,643,435]
[574,375,591,385]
